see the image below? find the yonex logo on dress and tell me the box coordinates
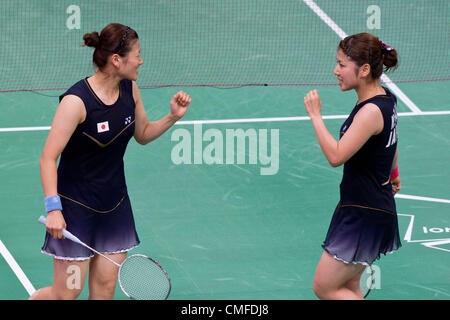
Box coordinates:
[125,116,132,125]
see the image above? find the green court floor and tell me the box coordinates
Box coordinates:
[1,80,449,300]
[1,0,449,301]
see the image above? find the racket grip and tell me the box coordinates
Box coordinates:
[37,215,83,245]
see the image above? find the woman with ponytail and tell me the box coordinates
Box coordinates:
[31,23,191,299]
[303,33,402,299]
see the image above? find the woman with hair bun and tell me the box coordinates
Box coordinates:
[30,23,191,300]
[304,33,401,299]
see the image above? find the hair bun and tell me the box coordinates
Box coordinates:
[383,48,398,71]
[83,31,100,48]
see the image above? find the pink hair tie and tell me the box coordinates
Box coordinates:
[390,165,399,181]
[380,40,393,52]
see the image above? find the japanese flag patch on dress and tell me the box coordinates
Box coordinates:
[97,121,109,133]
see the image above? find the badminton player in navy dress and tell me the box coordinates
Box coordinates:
[304,33,402,299]
[30,24,191,299]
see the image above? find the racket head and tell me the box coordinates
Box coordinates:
[118,254,171,300]
[360,264,374,298]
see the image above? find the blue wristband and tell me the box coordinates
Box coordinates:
[45,195,62,212]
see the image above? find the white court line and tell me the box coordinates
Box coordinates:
[1,110,450,132]
[398,214,416,242]
[0,126,51,132]
[398,214,450,253]
[302,0,422,114]
[0,239,36,296]
[380,76,422,113]
[395,193,450,204]
[421,240,450,253]
[399,214,450,243]
[176,114,346,125]
[397,189,450,251]
[175,110,450,125]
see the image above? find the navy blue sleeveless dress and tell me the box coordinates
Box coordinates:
[322,87,402,265]
[42,78,140,260]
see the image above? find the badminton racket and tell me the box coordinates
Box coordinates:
[38,215,171,300]
[360,264,374,298]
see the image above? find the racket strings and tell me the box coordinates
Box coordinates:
[119,255,170,300]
